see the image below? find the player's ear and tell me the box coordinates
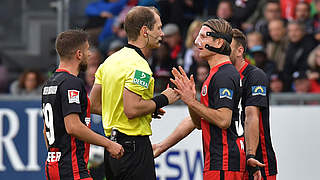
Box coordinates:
[75,49,82,60]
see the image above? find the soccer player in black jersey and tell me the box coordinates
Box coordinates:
[231,29,277,180]
[42,30,124,180]
[170,18,245,180]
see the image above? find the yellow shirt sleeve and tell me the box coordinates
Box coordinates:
[124,68,151,97]
[94,64,103,85]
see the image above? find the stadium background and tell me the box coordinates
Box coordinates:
[0,0,320,179]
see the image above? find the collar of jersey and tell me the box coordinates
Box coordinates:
[125,44,147,60]
[210,60,232,72]
[239,61,249,75]
[56,68,71,74]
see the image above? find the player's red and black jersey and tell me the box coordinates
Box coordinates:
[239,62,278,177]
[200,61,246,172]
[42,69,91,180]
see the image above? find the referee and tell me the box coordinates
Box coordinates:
[90,6,180,180]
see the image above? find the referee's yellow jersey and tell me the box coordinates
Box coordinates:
[95,44,155,136]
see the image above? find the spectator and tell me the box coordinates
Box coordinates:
[270,73,284,93]
[266,19,289,71]
[183,19,203,75]
[307,45,320,93]
[10,70,44,95]
[295,2,313,34]
[247,31,264,50]
[0,55,8,93]
[151,43,176,92]
[292,71,310,93]
[283,21,317,91]
[216,0,240,29]
[88,48,103,68]
[195,62,209,92]
[312,0,320,41]
[255,0,282,41]
[250,45,277,79]
[162,23,183,66]
[280,0,312,20]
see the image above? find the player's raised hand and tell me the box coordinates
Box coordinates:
[108,141,124,159]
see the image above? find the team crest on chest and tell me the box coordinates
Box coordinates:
[201,85,207,96]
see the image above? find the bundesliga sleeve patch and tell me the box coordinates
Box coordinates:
[252,85,266,96]
[133,70,150,88]
[219,88,233,100]
[68,90,80,104]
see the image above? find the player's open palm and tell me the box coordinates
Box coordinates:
[108,141,124,159]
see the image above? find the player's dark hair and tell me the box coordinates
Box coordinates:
[232,28,247,58]
[203,18,233,55]
[55,29,88,59]
[124,6,160,41]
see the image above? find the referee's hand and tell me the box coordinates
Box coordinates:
[108,141,124,159]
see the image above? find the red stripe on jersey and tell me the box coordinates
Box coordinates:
[239,62,248,80]
[84,96,91,166]
[45,161,49,180]
[236,137,246,171]
[259,112,269,175]
[46,148,61,180]
[222,130,229,170]
[71,136,80,180]
[201,119,211,171]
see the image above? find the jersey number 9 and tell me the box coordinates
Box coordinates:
[43,103,55,145]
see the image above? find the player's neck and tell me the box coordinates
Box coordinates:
[234,58,246,71]
[128,40,152,59]
[58,60,79,76]
[207,54,230,68]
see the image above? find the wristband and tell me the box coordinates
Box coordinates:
[151,94,169,110]
[246,154,256,161]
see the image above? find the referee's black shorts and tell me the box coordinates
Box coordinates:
[104,130,156,180]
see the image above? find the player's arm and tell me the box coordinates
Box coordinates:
[188,107,201,129]
[187,101,232,129]
[90,83,102,115]
[153,116,196,158]
[245,106,260,156]
[43,123,48,149]
[123,87,179,119]
[64,113,124,159]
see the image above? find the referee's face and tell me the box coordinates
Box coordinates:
[147,13,164,49]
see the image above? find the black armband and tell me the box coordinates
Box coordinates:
[246,154,260,176]
[151,94,169,110]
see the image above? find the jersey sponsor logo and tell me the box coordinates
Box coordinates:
[219,88,233,100]
[133,70,151,88]
[252,85,266,96]
[47,151,61,162]
[43,86,58,95]
[68,90,80,104]
[201,85,207,96]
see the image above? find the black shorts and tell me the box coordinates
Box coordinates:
[104,131,156,180]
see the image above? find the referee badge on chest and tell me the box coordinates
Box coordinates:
[201,85,207,96]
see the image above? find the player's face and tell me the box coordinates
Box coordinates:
[194,26,216,60]
[229,40,237,65]
[79,41,90,72]
[147,13,164,49]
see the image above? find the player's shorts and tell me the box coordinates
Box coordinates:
[244,172,277,180]
[203,170,246,180]
[104,130,156,180]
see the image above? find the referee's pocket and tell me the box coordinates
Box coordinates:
[123,140,135,153]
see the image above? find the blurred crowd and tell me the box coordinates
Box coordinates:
[1,0,320,97]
